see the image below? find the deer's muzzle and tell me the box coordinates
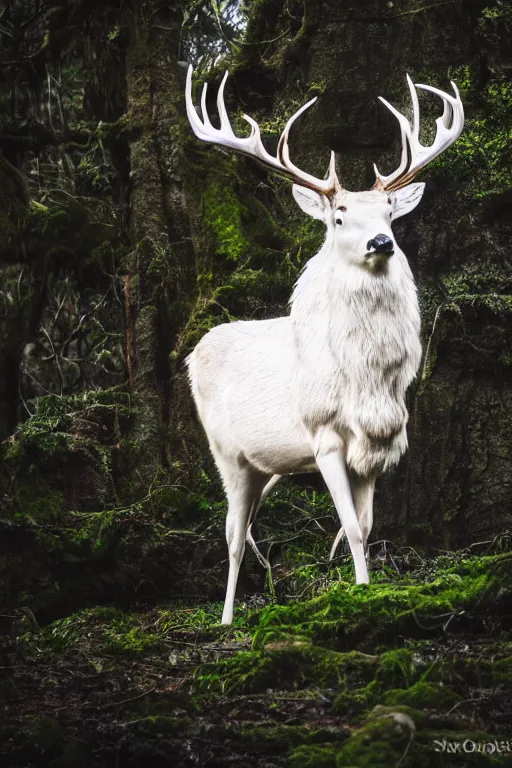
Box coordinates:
[366,234,394,256]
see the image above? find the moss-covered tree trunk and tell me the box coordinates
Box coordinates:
[123,1,196,479]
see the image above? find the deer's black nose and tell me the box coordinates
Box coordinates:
[367,234,394,254]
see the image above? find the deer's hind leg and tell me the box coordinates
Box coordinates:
[215,455,271,625]
[245,473,281,568]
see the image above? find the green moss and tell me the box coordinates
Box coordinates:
[439,272,512,316]
[195,632,510,709]
[498,352,512,367]
[431,655,512,689]
[3,387,138,566]
[419,265,512,385]
[26,202,70,235]
[203,177,249,262]
[100,625,163,656]
[332,687,374,717]
[480,0,510,21]
[195,648,279,694]
[289,744,339,768]
[7,552,510,767]
[195,643,379,695]
[333,650,461,717]
[334,707,502,767]
[429,54,512,198]
[241,723,340,751]
[6,388,131,469]
[41,607,163,657]
[134,716,189,736]
[376,648,417,688]
[252,553,512,650]
[335,710,416,767]
[30,603,238,663]
[17,490,67,524]
[191,550,512,751]
[383,681,462,710]
[157,604,226,633]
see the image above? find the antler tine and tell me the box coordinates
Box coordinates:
[373,77,464,192]
[416,81,464,136]
[216,71,237,138]
[200,83,214,132]
[185,65,340,197]
[373,93,412,190]
[278,100,341,193]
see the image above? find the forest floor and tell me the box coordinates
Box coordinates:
[1,543,512,767]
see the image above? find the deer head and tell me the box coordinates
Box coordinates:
[185,66,464,270]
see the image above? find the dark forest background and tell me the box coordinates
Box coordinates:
[0,1,511,766]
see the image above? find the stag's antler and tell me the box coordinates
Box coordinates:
[185,65,341,197]
[373,75,464,192]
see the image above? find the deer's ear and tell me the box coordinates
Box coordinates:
[390,183,425,221]
[292,184,328,222]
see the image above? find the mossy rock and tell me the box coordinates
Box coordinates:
[430,655,512,689]
[195,642,380,695]
[383,681,462,710]
[335,708,418,767]
[252,553,512,650]
[332,652,463,718]
[289,744,339,768]
[330,706,504,767]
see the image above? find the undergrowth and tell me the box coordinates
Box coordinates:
[5,546,510,767]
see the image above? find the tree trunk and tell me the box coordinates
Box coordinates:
[124,1,196,478]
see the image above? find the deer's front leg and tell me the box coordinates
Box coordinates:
[329,471,377,560]
[312,427,369,584]
[350,472,376,550]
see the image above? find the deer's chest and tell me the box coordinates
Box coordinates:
[293,302,419,436]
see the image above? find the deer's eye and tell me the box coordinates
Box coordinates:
[335,206,346,225]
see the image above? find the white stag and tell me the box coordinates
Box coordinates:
[185,66,464,624]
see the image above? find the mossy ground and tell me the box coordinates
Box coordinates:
[2,547,511,767]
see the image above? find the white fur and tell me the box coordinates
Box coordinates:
[187,184,424,624]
